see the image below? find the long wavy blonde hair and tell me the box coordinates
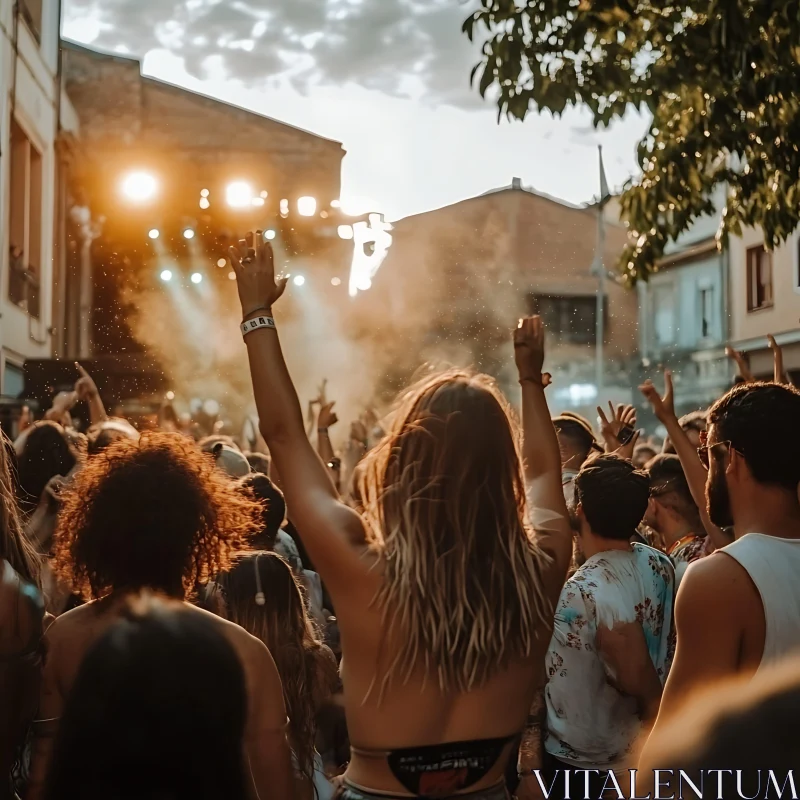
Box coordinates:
[358,369,550,697]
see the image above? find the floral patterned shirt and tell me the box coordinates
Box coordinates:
[544,543,675,769]
[668,534,708,588]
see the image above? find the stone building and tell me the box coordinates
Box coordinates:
[0,0,79,405]
[59,40,347,361]
[366,179,639,416]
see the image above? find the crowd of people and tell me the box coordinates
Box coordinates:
[0,230,798,800]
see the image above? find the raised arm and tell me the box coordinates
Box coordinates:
[725,345,754,383]
[230,234,368,592]
[768,334,792,385]
[74,363,107,424]
[640,371,732,551]
[514,318,572,597]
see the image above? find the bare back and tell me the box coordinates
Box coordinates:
[27,596,294,800]
[332,550,555,795]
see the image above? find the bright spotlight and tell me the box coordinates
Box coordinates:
[200,189,209,198]
[160,269,173,282]
[260,190,268,198]
[265,229,276,241]
[190,272,203,284]
[297,196,317,217]
[331,277,342,286]
[280,199,289,217]
[217,258,227,268]
[199,198,210,210]
[293,275,306,287]
[331,199,341,209]
[226,181,254,208]
[251,197,265,207]
[148,229,160,240]
[337,225,354,240]
[121,171,158,202]
[228,271,237,281]
[183,229,195,240]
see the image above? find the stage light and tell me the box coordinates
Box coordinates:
[148,229,160,240]
[337,225,354,240]
[166,390,175,401]
[293,275,306,287]
[251,197,265,207]
[160,269,173,282]
[121,171,157,202]
[217,258,227,268]
[200,189,209,198]
[190,272,203,284]
[331,277,342,286]
[265,229,276,240]
[183,229,195,240]
[260,190,268,198]
[228,271,237,281]
[203,399,220,416]
[199,198,210,210]
[280,199,289,217]
[331,199,341,209]
[297,196,317,217]
[226,181,254,208]
[321,210,329,219]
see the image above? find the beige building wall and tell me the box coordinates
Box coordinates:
[729,227,800,377]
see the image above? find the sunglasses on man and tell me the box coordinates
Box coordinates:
[697,430,743,468]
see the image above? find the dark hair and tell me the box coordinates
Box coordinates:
[53,433,261,601]
[42,596,248,800]
[244,451,270,476]
[236,473,285,551]
[575,454,650,540]
[16,422,78,513]
[220,552,336,787]
[708,382,800,492]
[647,454,702,529]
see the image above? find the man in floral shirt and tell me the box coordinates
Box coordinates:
[541,456,675,794]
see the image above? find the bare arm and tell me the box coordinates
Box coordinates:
[515,318,572,600]
[316,401,338,482]
[244,638,298,800]
[638,555,751,767]
[75,363,108,424]
[725,346,754,383]
[640,371,733,551]
[768,335,792,385]
[230,235,367,594]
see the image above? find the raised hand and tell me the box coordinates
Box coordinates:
[74,363,99,403]
[725,345,754,383]
[768,334,791,385]
[639,370,676,425]
[229,231,288,319]
[514,316,548,385]
[597,402,638,457]
[318,402,338,430]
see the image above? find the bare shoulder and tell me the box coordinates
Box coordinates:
[677,550,760,614]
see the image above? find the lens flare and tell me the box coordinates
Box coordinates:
[297,196,317,217]
[226,181,254,208]
[183,229,195,240]
[160,270,173,282]
[293,275,306,287]
[121,171,158,202]
[148,229,160,240]
[190,272,203,284]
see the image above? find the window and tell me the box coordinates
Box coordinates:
[699,285,714,340]
[653,284,676,346]
[746,245,773,312]
[8,119,42,318]
[527,295,601,345]
[19,0,43,42]
[2,363,24,399]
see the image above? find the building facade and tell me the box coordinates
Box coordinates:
[368,179,639,417]
[0,0,78,403]
[636,191,732,423]
[728,226,800,382]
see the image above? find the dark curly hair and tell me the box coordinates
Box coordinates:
[53,433,261,601]
[16,421,78,514]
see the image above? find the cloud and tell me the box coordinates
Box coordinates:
[63,0,487,108]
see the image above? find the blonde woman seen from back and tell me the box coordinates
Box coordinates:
[230,233,572,800]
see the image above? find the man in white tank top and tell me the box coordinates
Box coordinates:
[640,381,800,765]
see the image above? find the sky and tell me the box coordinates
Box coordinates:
[61,0,649,222]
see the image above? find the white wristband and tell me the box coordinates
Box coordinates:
[241,315,276,337]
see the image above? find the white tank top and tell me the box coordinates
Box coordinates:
[722,533,800,671]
